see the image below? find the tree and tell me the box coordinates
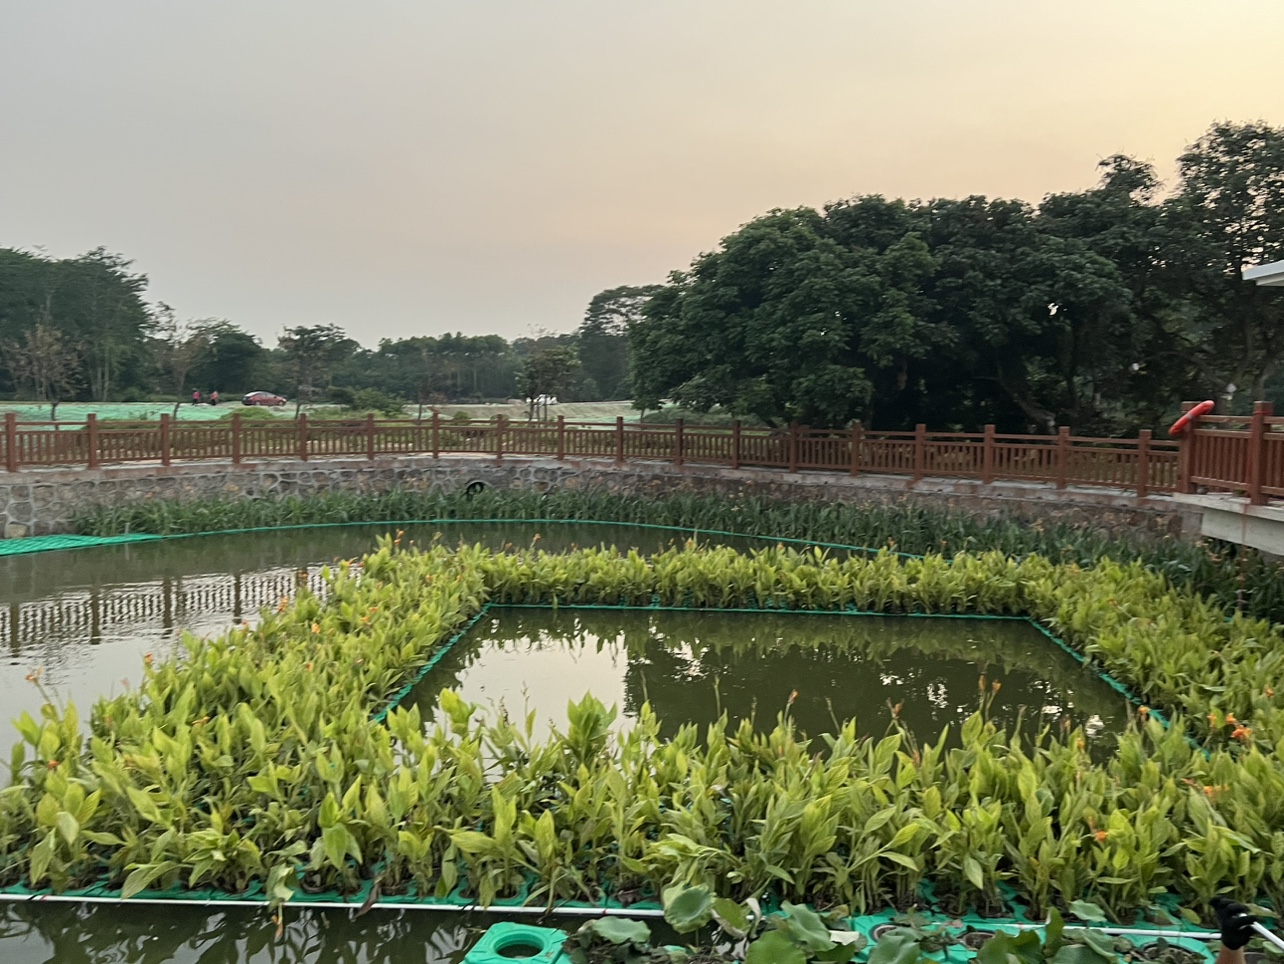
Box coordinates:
[576,285,663,400]
[153,305,211,415]
[518,345,580,420]
[2,322,81,418]
[190,322,267,395]
[0,247,152,402]
[632,208,942,428]
[278,325,351,416]
[1165,122,1284,409]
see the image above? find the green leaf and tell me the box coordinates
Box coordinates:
[1045,909,1066,955]
[588,917,652,945]
[746,930,807,964]
[869,932,924,964]
[883,851,920,871]
[1178,907,1202,926]
[121,860,179,899]
[1065,928,1116,958]
[662,884,715,934]
[28,833,54,886]
[448,830,495,856]
[322,825,349,869]
[779,901,836,953]
[815,939,863,963]
[712,897,752,938]
[1050,944,1118,964]
[125,787,165,826]
[55,811,79,847]
[976,930,1043,964]
[1068,900,1108,923]
[963,855,985,891]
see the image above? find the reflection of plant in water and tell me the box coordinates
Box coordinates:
[422,608,1125,748]
[0,903,475,964]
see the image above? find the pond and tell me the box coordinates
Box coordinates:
[0,523,1128,961]
[0,902,587,963]
[1,522,760,760]
[408,608,1127,749]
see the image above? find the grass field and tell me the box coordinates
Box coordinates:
[0,400,639,423]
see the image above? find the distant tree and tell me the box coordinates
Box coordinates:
[153,305,211,415]
[190,322,267,395]
[576,284,662,400]
[278,325,351,416]
[2,322,81,418]
[1165,122,1284,409]
[0,246,151,402]
[518,345,579,420]
[632,208,939,428]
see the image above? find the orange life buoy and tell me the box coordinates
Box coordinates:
[1168,399,1215,436]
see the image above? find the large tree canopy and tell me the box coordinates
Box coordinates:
[631,122,1284,433]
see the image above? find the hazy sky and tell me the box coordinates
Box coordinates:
[1,2,1280,346]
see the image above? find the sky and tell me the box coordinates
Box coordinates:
[1,1,1280,346]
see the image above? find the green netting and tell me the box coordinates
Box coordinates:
[2,517,917,558]
[0,532,162,556]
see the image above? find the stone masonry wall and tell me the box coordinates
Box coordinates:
[0,454,1197,541]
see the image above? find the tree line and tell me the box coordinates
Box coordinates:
[631,121,1284,434]
[4,121,1281,433]
[0,249,649,416]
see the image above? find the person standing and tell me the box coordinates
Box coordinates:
[192,389,201,405]
[210,390,220,406]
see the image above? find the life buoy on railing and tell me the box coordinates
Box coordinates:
[1168,399,1215,436]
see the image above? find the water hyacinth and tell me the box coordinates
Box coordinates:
[2,539,1284,921]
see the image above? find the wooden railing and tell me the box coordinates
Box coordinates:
[1,410,1191,496]
[1181,401,1284,505]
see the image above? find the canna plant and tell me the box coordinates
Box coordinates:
[9,536,1284,923]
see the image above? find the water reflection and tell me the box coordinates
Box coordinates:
[410,609,1127,748]
[1,523,745,759]
[0,903,478,964]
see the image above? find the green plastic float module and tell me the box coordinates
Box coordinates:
[463,922,568,963]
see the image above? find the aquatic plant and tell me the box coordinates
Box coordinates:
[4,540,1284,921]
[72,488,1284,625]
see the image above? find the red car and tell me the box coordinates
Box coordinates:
[242,391,288,407]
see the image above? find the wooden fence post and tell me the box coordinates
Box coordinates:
[731,420,742,470]
[912,423,926,484]
[431,412,440,459]
[1055,425,1070,489]
[495,415,505,464]
[86,414,100,470]
[1136,429,1151,499]
[850,421,862,476]
[366,413,376,461]
[615,416,625,464]
[1248,401,1273,506]
[982,424,995,484]
[160,414,173,467]
[788,422,799,473]
[4,412,17,472]
[298,413,309,462]
[229,412,241,466]
[556,414,565,460]
[674,418,685,467]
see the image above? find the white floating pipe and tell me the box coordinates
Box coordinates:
[0,891,665,917]
[1253,922,1284,953]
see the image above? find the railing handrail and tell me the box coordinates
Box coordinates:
[0,410,1208,498]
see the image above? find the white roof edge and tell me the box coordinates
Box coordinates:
[1243,260,1284,285]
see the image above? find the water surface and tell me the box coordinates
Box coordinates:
[409,608,1127,748]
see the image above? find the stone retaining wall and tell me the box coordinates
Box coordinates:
[0,454,1197,541]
